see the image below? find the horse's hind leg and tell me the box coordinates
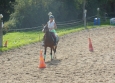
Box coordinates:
[50,48,53,61]
[54,46,57,53]
[44,47,47,61]
[53,46,57,59]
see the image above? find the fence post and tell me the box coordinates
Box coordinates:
[0,14,3,47]
[84,9,87,29]
[97,8,100,18]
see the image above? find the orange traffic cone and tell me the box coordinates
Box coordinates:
[38,50,46,68]
[89,38,93,52]
[4,41,7,47]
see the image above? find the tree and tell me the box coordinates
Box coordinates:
[3,0,115,30]
[0,0,15,21]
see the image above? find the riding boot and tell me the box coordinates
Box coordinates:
[50,32,56,46]
[54,37,56,46]
[52,33,56,46]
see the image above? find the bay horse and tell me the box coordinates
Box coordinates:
[42,25,59,61]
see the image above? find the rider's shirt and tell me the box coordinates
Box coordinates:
[48,20,55,32]
[47,20,57,36]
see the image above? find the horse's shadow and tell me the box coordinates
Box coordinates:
[46,58,62,67]
[38,59,62,72]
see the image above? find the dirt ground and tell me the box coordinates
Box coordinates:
[1,26,115,83]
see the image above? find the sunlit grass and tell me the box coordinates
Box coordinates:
[1,31,44,51]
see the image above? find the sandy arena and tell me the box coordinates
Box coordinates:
[1,26,115,83]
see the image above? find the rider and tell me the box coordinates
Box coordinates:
[42,15,57,46]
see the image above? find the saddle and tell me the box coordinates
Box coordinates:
[50,32,59,43]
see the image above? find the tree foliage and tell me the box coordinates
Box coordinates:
[0,0,15,21]
[3,0,115,29]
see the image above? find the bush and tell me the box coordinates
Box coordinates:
[3,19,17,33]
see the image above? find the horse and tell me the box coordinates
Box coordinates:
[42,25,59,61]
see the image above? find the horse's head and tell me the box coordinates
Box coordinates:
[42,24,49,33]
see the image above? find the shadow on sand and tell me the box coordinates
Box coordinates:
[46,58,62,67]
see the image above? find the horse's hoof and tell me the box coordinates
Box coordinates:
[53,55,56,59]
[51,59,53,61]
[54,57,56,60]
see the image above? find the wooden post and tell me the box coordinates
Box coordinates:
[0,20,3,47]
[84,10,87,29]
[83,0,86,20]
[97,8,100,18]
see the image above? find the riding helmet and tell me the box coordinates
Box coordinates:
[49,15,54,19]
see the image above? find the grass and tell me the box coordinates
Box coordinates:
[1,31,44,51]
[0,24,111,51]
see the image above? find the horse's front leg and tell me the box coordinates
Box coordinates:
[44,47,47,61]
[50,47,53,61]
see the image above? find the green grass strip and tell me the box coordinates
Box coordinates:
[0,25,110,51]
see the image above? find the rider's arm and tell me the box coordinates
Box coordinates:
[42,23,48,33]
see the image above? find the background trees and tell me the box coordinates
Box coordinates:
[0,0,15,21]
[0,0,115,29]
